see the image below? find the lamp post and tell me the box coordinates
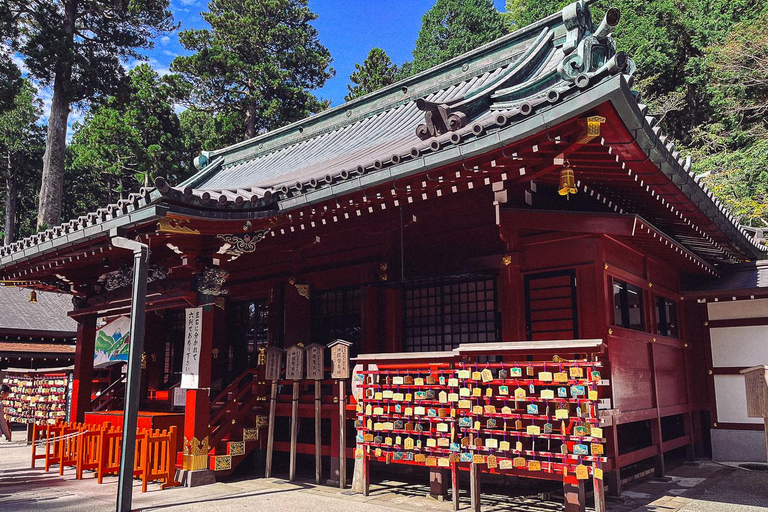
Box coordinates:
[111,232,148,512]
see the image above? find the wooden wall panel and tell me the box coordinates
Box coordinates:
[604,238,645,278]
[609,338,655,412]
[654,343,687,407]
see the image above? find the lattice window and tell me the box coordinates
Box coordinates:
[403,277,498,352]
[312,287,362,351]
[524,270,579,341]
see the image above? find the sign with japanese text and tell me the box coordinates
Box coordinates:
[181,307,203,389]
[305,344,325,380]
[265,346,283,381]
[285,345,305,380]
[328,339,352,379]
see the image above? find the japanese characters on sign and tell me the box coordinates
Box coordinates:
[305,344,325,380]
[328,339,352,379]
[265,346,283,381]
[180,307,203,389]
[285,345,305,381]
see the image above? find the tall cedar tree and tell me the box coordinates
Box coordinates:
[0,81,44,245]
[7,0,175,229]
[171,0,334,141]
[66,64,186,213]
[412,0,508,74]
[345,48,398,101]
[0,4,22,114]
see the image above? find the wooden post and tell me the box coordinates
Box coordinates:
[362,450,370,496]
[289,381,299,481]
[430,468,450,500]
[70,315,97,422]
[315,380,322,484]
[470,462,481,512]
[563,480,585,512]
[306,344,325,485]
[339,379,346,489]
[764,417,768,464]
[593,474,606,512]
[328,339,351,489]
[265,381,277,478]
[451,462,460,511]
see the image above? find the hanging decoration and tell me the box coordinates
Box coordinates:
[558,161,578,199]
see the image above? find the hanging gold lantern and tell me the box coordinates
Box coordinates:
[28,290,37,303]
[558,161,578,199]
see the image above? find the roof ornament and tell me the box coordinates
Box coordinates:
[557,3,635,86]
[415,98,468,140]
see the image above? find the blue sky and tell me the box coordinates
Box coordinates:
[156,0,509,108]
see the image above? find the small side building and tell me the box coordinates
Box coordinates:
[0,286,77,371]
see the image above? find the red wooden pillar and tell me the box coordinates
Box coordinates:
[180,305,217,486]
[70,314,97,422]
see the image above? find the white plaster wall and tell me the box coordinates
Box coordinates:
[710,325,768,367]
[707,298,768,320]
[714,374,763,424]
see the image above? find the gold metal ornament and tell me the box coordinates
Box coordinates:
[558,161,578,199]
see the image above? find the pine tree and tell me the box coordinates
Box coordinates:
[6,0,175,229]
[171,0,334,141]
[0,81,44,244]
[412,0,508,74]
[345,48,398,101]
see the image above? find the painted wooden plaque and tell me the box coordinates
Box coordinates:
[264,346,283,381]
[285,344,305,380]
[305,343,325,380]
[328,339,352,379]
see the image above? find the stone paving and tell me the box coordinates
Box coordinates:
[2,430,768,512]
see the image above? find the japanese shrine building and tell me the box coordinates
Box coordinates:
[0,0,765,496]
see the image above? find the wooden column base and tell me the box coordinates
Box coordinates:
[429,467,450,500]
[563,480,585,512]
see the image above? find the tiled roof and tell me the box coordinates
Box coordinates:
[0,342,75,354]
[0,286,77,334]
[0,0,763,271]
[684,260,768,293]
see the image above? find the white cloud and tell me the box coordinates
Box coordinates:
[125,57,171,77]
[179,0,198,5]
[160,36,171,45]
[163,50,178,58]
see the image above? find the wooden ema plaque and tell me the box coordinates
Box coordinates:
[265,346,283,381]
[354,358,606,482]
[305,343,325,380]
[285,345,305,381]
[328,339,352,379]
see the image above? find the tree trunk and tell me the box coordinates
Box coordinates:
[4,151,17,246]
[244,103,257,140]
[37,0,77,230]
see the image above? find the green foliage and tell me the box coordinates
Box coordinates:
[65,64,187,215]
[170,0,334,140]
[503,0,566,28]
[691,11,768,227]
[345,48,398,101]
[0,81,45,243]
[10,0,176,105]
[411,0,508,74]
[0,4,22,114]
[178,107,244,172]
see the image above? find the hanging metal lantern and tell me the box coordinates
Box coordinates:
[28,290,37,303]
[558,161,578,198]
